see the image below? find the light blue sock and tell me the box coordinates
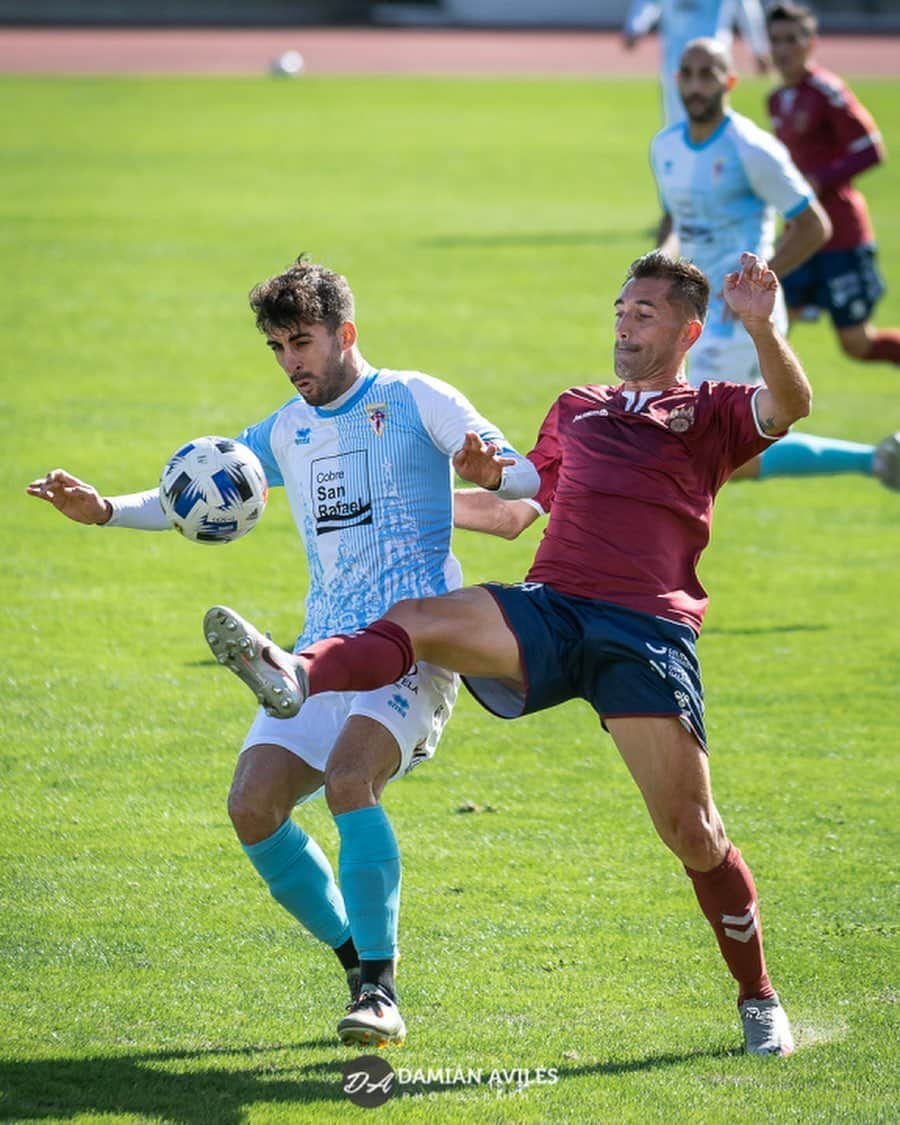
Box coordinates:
[760,433,875,478]
[242,818,351,948]
[335,806,401,962]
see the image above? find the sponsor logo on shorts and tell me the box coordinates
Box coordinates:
[388,693,410,718]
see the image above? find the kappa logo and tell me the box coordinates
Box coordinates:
[294,428,312,445]
[573,409,609,422]
[366,402,388,437]
[666,405,695,433]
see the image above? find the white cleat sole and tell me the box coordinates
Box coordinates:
[203,605,308,718]
[338,1023,406,1050]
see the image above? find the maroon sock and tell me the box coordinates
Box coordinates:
[686,844,775,1005]
[299,620,414,696]
[864,331,900,364]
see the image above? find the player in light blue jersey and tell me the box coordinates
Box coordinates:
[623,0,770,125]
[27,256,539,1048]
[651,38,898,488]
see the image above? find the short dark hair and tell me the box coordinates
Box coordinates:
[249,255,355,336]
[624,250,710,323]
[766,2,818,36]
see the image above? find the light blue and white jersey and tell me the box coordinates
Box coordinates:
[625,0,769,124]
[651,110,814,382]
[237,365,515,650]
[651,109,814,292]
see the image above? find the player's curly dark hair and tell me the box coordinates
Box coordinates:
[625,250,710,323]
[766,2,818,36]
[249,255,355,336]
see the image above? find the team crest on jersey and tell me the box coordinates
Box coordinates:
[666,404,695,433]
[365,402,388,437]
[792,111,810,133]
[712,158,726,182]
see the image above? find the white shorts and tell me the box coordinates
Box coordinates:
[240,660,458,788]
[688,291,788,387]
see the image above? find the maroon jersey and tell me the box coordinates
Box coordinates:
[525,381,778,633]
[768,65,882,251]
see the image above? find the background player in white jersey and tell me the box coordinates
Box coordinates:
[26,256,538,1049]
[623,0,770,126]
[652,38,898,487]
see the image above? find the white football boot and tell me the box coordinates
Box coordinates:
[739,995,795,1056]
[873,431,900,491]
[338,983,406,1049]
[203,605,308,717]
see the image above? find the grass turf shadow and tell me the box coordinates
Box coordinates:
[0,1041,346,1123]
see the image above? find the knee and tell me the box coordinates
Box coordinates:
[325,761,376,816]
[659,806,728,870]
[227,784,284,846]
[839,332,872,360]
[384,597,428,634]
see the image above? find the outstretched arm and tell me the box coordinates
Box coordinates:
[27,469,169,530]
[724,252,812,433]
[453,488,541,540]
[27,469,113,524]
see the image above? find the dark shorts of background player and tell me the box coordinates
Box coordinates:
[782,244,885,328]
[462,582,707,750]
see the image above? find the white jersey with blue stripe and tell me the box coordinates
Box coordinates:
[651,109,814,292]
[237,365,510,650]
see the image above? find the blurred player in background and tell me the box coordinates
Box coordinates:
[27,257,538,1049]
[623,0,771,125]
[767,2,900,367]
[206,251,804,1057]
[652,37,898,485]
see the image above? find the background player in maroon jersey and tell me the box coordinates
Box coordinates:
[767,2,900,367]
[204,249,805,1057]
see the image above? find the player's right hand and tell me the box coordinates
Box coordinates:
[26,469,112,525]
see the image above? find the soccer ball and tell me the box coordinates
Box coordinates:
[159,436,268,544]
[270,49,304,77]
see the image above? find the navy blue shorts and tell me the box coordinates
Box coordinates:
[782,245,885,328]
[462,582,707,749]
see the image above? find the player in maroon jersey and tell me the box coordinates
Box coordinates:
[204,249,804,1056]
[767,2,900,367]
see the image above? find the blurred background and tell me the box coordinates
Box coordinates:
[2,0,898,32]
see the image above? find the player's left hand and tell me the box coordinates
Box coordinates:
[723,252,778,329]
[453,431,515,490]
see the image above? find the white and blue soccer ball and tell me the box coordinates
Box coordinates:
[159,436,268,544]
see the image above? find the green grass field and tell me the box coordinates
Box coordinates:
[2,73,898,1122]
